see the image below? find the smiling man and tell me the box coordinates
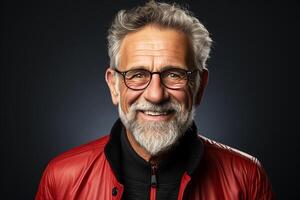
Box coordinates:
[108,25,199,160]
[36,1,274,200]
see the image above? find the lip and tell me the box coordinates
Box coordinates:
[137,110,175,121]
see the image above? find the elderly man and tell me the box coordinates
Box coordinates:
[36,1,274,199]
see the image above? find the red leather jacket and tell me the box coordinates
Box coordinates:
[36,121,274,200]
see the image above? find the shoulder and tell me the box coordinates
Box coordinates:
[187,135,274,198]
[44,135,110,183]
[35,135,111,199]
[50,135,109,166]
[50,135,110,169]
[196,135,274,198]
[196,135,266,187]
[199,135,260,168]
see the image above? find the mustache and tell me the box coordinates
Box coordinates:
[129,100,181,113]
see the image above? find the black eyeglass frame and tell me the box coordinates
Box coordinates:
[114,68,199,91]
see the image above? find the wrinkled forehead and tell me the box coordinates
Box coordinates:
[123,40,188,57]
[119,25,193,70]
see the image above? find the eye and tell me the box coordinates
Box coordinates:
[163,69,186,79]
[126,70,149,80]
[132,73,145,79]
[167,72,181,78]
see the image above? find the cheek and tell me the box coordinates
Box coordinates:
[119,84,143,113]
[169,88,194,110]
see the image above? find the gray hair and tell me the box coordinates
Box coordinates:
[107,0,212,71]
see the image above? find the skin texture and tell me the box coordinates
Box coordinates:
[106,24,208,161]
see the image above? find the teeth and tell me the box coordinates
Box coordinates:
[143,111,168,116]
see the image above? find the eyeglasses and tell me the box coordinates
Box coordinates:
[114,68,198,91]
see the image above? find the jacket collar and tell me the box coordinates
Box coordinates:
[104,118,204,182]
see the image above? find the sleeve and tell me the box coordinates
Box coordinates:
[35,162,56,200]
[248,159,275,200]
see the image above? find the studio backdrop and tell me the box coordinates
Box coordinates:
[1,0,296,199]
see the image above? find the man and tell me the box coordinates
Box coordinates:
[36,1,274,199]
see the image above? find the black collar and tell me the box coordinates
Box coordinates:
[104,119,204,183]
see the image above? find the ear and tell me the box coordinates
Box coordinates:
[105,68,119,106]
[194,68,209,106]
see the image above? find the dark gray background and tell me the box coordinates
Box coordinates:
[1,0,297,199]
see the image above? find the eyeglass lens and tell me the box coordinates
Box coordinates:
[123,68,189,90]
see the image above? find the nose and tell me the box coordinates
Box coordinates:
[143,74,169,104]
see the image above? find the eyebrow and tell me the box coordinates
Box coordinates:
[127,66,148,71]
[161,65,188,71]
[127,65,188,71]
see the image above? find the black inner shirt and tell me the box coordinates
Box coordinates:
[104,119,204,200]
[120,128,188,200]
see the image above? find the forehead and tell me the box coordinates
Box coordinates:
[119,25,192,70]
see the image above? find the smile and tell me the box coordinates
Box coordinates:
[138,110,174,121]
[142,110,169,116]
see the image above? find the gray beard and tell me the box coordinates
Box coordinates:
[118,99,195,155]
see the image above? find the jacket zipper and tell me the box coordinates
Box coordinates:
[150,164,157,200]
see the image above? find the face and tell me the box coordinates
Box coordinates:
[106,25,207,155]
